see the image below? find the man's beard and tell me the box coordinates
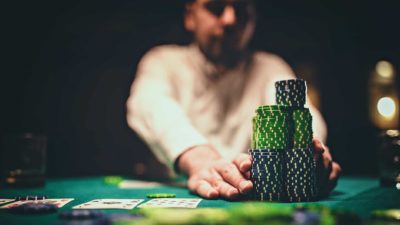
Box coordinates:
[200,35,246,69]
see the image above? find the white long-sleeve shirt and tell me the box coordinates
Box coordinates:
[126,44,327,171]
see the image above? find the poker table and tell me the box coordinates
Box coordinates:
[0,176,399,225]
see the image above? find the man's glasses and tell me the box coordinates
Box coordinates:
[202,0,254,18]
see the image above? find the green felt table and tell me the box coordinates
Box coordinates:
[0,176,399,225]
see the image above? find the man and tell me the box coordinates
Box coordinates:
[126,0,341,199]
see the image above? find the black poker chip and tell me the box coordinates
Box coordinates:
[59,210,104,220]
[8,203,57,214]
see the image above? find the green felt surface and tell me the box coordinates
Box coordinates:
[0,176,399,225]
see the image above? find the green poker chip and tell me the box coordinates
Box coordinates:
[146,193,176,198]
[104,176,124,185]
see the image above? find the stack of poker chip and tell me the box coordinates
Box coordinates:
[250,105,290,201]
[275,79,306,107]
[249,149,284,201]
[251,105,291,150]
[250,79,317,202]
[284,148,317,202]
[292,108,313,148]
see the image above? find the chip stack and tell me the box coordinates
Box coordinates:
[275,79,306,107]
[250,105,290,201]
[275,79,316,202]
[249,149,284,201]
[284,148,317,202]
[251,105,291,150]
[292,108,313,148]
[249,79,317,202]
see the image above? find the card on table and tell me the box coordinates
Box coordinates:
[138,198,202,208]
[0,199,14,205]
[118,180,186,189]
[0,198,74,208]
[73,199,144,209]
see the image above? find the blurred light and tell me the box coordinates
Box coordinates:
[376,60,394,78]
[386,129,400,137]
[377,97,396,118]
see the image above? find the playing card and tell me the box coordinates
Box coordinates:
[118,180,186,189]
[0,198,74,208]
[73,199,144,209]
[138,198,202,208]
[0,199,14,205]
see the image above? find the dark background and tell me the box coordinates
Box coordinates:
[1,0,399,178]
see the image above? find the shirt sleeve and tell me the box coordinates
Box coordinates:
[126,47,208,170]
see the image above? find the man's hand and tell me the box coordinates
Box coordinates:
[313,139,342,197]
[177,145,253,199]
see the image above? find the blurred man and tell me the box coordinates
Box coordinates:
[126,0,341,199]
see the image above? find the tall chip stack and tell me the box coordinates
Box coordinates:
[249,79,317,202]
[250,105,290,201]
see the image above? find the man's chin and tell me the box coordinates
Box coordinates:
[203,46,245,68]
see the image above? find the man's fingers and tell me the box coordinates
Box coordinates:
[329,162,341,181]
[196,180,219,199]
[233,153,252,173]
[322,152,333,169]
[188,174,219,199]
[314,139,332,170]
[215,163,253,194]
[312,139,325,154]
[209,177,240,199]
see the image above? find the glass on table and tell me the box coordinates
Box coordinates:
[0,133,47,187]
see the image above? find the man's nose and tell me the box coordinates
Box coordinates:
[220,5,236,26]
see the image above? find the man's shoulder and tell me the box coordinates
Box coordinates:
[248,51,294,78]
[142,44,190,60]
[251,51,288,66]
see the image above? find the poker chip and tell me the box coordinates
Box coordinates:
[103,176,123,185]
[8,202,58,214]
[250,79,316,202]
[275,79,307,107]
[59,210,104,220]
[146,193,176,198]
[284,148,317,202]
[249,148,284,201]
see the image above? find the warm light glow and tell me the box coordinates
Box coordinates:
[377,97,396,118]
[386,129,400,137]
[376,60,394,78]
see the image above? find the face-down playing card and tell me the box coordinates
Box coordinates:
[138,198,202,208]
[0,199,74,208]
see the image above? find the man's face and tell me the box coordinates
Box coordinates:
[185,0,255,66]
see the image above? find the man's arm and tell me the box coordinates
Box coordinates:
[127,47,254,199]
[126,47,209,169]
